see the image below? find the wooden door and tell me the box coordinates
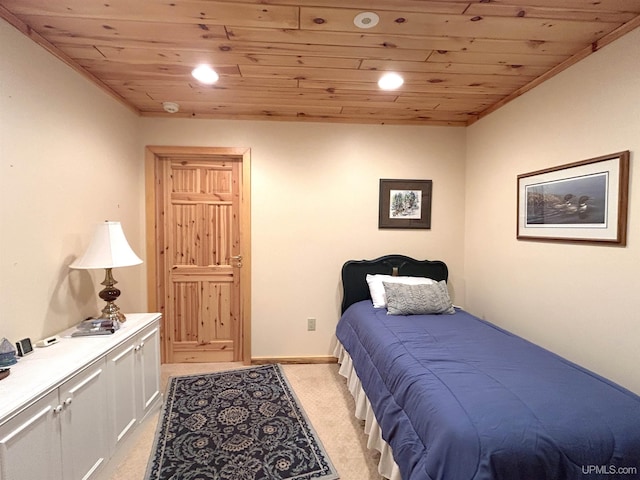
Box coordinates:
[145,147,251,364]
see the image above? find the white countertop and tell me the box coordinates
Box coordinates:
[0,313,161,423]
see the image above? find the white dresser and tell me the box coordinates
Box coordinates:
[0,313,162,480]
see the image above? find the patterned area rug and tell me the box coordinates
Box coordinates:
[145,364,339,480]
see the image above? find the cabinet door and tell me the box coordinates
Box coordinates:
[0,390,63,480]
[107,337,138,452]
[137,323,161,420]
[60,360,108,480]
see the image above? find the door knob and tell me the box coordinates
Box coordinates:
[230,255,243,268]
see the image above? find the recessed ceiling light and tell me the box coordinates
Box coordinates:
[378,72,404,90]
[354,12,379,29]
[192,64,219,84]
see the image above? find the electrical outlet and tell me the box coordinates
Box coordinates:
[307,317,316,331]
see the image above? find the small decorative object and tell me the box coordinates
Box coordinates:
[379,179,432,229]
[0,338,18,373]
[517,151,630,245]
[69,221,143,325]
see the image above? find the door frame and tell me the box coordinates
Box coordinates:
[144,145,251,364]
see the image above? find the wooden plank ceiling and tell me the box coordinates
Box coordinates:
[1,0,639,126]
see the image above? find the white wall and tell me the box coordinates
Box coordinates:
[0,20,146,341]
[465,27,640,394]
[140,119,466,357]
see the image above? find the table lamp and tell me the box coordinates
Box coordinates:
[70,221,143,324]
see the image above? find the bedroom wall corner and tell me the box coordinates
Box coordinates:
[464,26,640,394]
[0,19,146,343]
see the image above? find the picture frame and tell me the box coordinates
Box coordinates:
[379,179,432,229]
[517,151,629,245]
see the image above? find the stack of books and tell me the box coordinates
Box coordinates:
[71,318,118,337]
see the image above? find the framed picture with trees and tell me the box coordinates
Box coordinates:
[379,179,432,229]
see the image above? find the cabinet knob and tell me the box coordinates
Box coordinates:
[53,405,63,414]
[63,397,73,407]
[134,345,141,351]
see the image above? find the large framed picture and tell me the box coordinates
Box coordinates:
[517,151,630,245]
[379,179,432,229]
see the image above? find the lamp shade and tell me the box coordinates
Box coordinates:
[70,221,143,269]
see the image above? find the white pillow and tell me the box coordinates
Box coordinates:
[366,274,436,308]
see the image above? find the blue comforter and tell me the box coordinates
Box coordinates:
[336,301,640,480]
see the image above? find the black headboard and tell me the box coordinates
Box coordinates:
[340,254,448,313]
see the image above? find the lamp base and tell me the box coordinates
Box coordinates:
[98,268,127,325]
[97,302,126,326]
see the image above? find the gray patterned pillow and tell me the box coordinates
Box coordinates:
[383,280,455,315]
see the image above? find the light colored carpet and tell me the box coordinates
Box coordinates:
[108,362,384,480]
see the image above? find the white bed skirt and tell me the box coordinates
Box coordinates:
[334,342,402,480]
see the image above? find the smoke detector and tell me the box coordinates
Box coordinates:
[162,102,180,114]
[354,12,379,29]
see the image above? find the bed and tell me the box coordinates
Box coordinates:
[334,254,640,480]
